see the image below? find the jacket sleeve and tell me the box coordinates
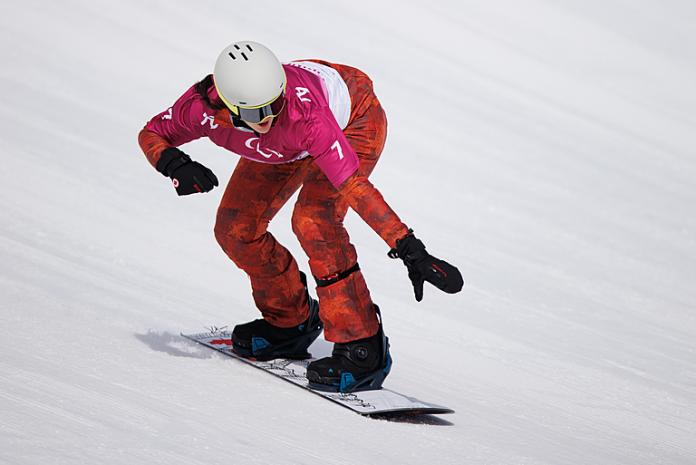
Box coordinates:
[305,109,361,189]
[137,84,210,169]
[306,109,409,248]
[339,174,410,249]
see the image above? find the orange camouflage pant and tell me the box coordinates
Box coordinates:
[214,63,386,343]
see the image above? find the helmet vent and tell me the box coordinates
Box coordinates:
[241,52,249,61]
[246,44,253,52]
[234,44,241,50]
[228,52,237,60]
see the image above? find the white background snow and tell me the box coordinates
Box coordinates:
[1,1,695,464]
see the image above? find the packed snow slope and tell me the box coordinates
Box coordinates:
[1,1,695,464]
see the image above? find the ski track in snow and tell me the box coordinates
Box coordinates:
[1,1,695,464]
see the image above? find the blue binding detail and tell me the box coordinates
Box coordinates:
[339,372,357,392]
[251,337,271,354]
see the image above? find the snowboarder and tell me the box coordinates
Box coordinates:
[138,41,463,392]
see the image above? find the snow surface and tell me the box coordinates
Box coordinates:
[1,1,695,464]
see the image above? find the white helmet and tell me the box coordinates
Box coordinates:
[213,41,286,123]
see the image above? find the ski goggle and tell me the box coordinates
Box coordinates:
[235,94,285,123]
[215,83,286,123]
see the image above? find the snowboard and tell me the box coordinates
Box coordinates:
[181,328,453,417]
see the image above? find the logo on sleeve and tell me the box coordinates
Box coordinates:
[162,108,173,120]
[201,113,219,129]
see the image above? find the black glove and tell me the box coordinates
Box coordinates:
[389,230,463,302]
[156,147,219,196]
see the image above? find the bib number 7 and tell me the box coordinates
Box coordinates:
[331,140,344,160]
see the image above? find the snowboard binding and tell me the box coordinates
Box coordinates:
[306,306,392,393]
[231,273,323,361]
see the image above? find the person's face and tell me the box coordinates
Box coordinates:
[246,115,275,134]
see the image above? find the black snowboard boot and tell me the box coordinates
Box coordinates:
[306,306,392,393]
[232,273,323,361]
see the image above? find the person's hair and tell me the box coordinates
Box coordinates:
[195,74,226,110]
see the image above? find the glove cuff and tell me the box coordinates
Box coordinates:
[156,147,191,177]
[388,229,426,261]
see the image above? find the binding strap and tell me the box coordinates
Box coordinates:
[314,263,360,288]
